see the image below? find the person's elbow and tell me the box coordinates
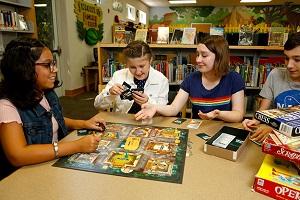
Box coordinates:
[231,110,244,123]
[7,154,27,167]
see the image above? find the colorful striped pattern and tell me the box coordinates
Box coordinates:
[190,96,231,107]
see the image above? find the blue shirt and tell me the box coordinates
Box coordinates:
[274,90,300,108]
[181,71,245,118]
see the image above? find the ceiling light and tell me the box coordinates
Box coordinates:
[34,4,47,7]
[169,0,197,4]
[240,0,271,3]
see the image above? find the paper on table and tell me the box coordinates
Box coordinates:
[212,133,236,148]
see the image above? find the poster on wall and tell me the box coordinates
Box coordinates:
[74,0,104,45]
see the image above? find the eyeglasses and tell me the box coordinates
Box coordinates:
[35,60,57,72]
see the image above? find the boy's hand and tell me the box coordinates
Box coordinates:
[250,124,273,143]
[242,118,260,132]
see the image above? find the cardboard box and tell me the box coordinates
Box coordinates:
[262,133,300,165]
[204,126,250,161]
[253,155,300,200]
[254,105,300,137]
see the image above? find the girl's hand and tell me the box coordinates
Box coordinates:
[109,83,124,95]
[198,109,220,120]
[84,115,106,131]
[76,134,101,153]
[135,104,156,120]
[132,91,148,105]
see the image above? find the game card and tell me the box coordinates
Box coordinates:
[77,129,89,136]
[187,119,202,129]
[212,133,236,148]
[196,133,211,141]
[172,118,187,124]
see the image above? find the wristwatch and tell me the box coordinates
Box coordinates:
[53,141,59,158]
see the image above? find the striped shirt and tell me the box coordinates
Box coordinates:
[181,71,245,118]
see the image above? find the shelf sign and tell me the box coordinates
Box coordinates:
[74,0,104,45]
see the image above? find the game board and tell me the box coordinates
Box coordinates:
[53,122,189,184]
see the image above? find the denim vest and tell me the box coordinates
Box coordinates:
[17,90,68,144]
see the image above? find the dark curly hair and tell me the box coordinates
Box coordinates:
[0,38,60,109]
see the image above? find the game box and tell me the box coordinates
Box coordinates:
[253,155,300,200]
[203,126,250,161]
[262,133,300,164]
[254,105,300,137]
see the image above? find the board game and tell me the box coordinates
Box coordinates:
[53,122,189,184]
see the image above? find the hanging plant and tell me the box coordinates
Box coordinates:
[74,0,104,46]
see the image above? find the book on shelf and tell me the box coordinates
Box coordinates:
[253,154,300,200]
[262,133,300,164]
[203,126,250,161]
[157,27,169,44]
[238,25,253,46]
[114,29,126,44]
[134,29,148,42]
[268,27,286,46]
[181,28,196,45]
[254,105,300,137]
[17,14,28,31]
[124,31,134,44]
[170,28,183,44]
[209,27,224,36]
[148,28,158,43]
[191,23,211,33]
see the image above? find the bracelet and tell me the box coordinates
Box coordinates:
[53,141,59,159]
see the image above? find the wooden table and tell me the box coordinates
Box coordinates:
[82,66,98,92]
[0,112,269,200]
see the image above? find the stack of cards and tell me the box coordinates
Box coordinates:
[120,81,144,101]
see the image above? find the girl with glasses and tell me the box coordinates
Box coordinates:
[0,38,106,179]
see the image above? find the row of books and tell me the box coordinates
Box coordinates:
[252,105,300,199]
[113,25,290,46]
[102,59,124,81]
[230,56,285,88]
[0,10,28,31]
[114,27,198,45]
[152,62,195,84]
[102,56,285,87]
[102,58,196,84]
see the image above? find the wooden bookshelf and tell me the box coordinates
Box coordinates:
[0,0,37,40]
[98,43,284,50]
[97,43,283,117]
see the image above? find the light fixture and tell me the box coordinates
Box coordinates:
[169,0,197,4]
[240,0,271,3]
[34,4,47,7]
